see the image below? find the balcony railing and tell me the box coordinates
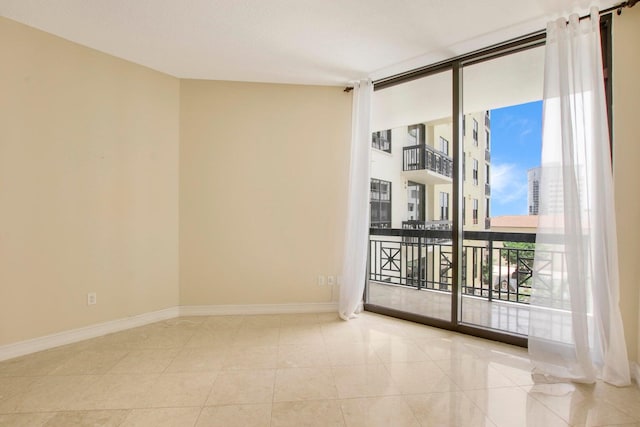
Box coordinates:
[402,145,453,178]
[402,220,452,231]
[369,227,549,305]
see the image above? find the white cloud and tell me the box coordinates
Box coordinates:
[490,163,528,209]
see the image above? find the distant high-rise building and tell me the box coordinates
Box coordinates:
[528,167,540,215]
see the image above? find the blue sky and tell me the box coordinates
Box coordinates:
[489,101,542,217]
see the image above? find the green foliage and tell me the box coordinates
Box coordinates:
[500,242,535,264]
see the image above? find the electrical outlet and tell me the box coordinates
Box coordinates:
[87,292,97,305]
[327,275,336,286]
[317,275,326,286]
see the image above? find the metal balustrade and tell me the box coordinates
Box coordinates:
[402,145,453,178]
[369,228,542,305]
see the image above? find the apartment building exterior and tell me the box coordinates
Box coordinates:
[370,111,491,231]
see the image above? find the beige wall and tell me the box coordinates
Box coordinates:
[179,80,351,305]
[613,7,640,364]
[0,18,180,346]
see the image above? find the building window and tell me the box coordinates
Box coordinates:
[473,159,479,185]
[370,179,391,228]
[485,164,490,184]
[439,192,449,220]
[408,124,425,145]
[372,130,391,153]
[439,136,449,156]
[473,119,478,146]
[463,156,466,181]
[485,110,490,129]
[463,115,466,136]
[462,198,466,226]
[473,199,479,225]
[485,129,490,150]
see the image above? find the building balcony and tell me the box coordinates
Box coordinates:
[485,149,491,162]
[369,227,540,305]
[402,220,452,231]
[485,182,491,196]
[402,144,453,186]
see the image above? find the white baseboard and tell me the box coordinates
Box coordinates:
[0,307,179,362]
[180,302,339,316]
[0,303,339,362]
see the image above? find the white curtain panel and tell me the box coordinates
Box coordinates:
[339,80,372,321]
[528,8,630,386]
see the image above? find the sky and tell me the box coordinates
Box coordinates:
[488,100,542,217]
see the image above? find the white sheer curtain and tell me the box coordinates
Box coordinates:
[528,8,630,386]
[339,80,372,321]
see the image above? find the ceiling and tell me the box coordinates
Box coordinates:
[0,0,620,86]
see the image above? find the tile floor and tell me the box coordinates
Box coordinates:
[0,312,639,426]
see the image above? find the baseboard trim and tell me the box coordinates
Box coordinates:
[0,307,179,362]
[180,302,339,316]
[0,303,340,362]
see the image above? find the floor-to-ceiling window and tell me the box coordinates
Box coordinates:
[364,17,612,345]
[365,32,545,344]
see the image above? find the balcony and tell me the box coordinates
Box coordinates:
[402,220,452,231]
[485,182,491,196]
[367,226,575,336]
[369,227,539,304]
[485,149,491,162]
[402,145,453,186]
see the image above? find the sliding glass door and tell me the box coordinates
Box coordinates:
[367,69,453,323]
[364,36,547,345]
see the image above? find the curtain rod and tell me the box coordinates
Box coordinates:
[344,0,635,93]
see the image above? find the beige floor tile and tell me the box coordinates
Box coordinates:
[370,338,431,363]
[48,350,128,375]
[324,343,382,366]
[164,348,227,373]
[404,392,496,427]
[42,410,129,427]
[412,336,479,361]
[271,400,345,427]
[196,404,271,427]
[201,315,245,331]
[142,372,217,408]
[436,357,518,390]
[183,330,235,349]
[591,382,640,420]
[465,386,570,427]
[385,361,459,394]
[222,346,278,370]
[526,383,640,426]
[340,396,420,427]
[331,364,400,399]
[120,407,201,427]
[273,367,338,402]
[320,323,369,344]
[0,412,55,426]
[239,315,282,329]
[278,326,324,346]
[0,375,98,413]
[232,327,280,347]
[70,374,158,410]
[0,349,71,377]
[277,344,330,368]
[278,313,323,325]
[0,376,37,405]
[108,349,179,374]
[130,330,195,349]
[206,369,275,405]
